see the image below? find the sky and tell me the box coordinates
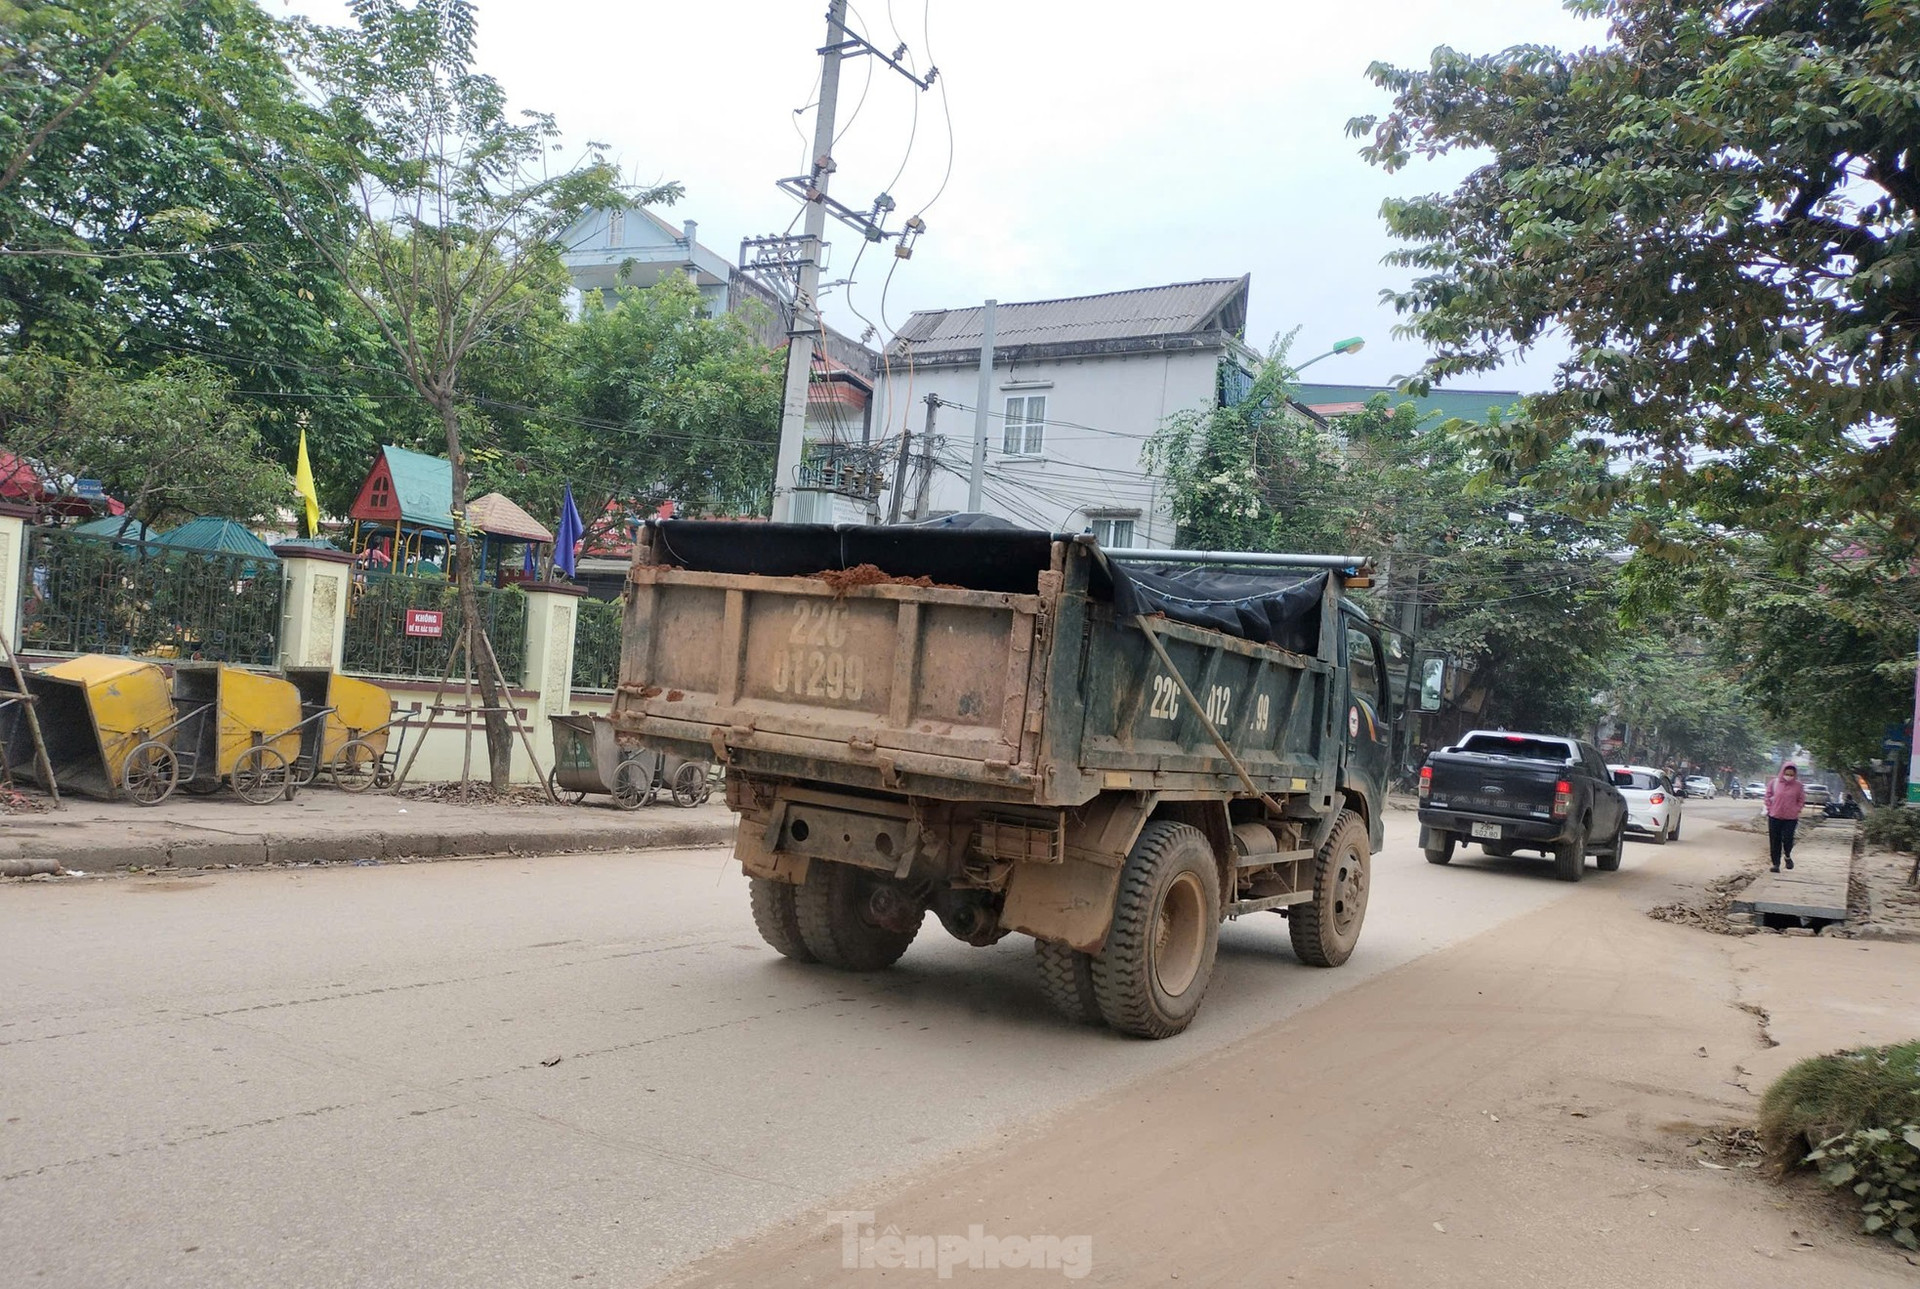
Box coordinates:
[280,0,1606,401]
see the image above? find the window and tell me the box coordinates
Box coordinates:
[1003,395,1046,456]
[1346,628,1379,707]
[369,474,392,512]
[1088,515,1136,548]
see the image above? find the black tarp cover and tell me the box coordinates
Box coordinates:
[643,520,1328,650]
[1103,562,1326,654]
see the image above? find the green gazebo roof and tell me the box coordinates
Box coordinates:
[155,517,279,561]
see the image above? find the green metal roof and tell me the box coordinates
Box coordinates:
[71,515,157,543]
[155,517,278,560]
[381,445,456,531]
[1294,383,1526,427]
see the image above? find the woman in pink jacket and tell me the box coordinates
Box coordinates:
[1764,764,1806,872]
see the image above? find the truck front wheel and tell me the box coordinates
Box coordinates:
[795,861,924,971]
[748,877,816,962]
[1091,821,1220,1039]
[1292,810,1370,967]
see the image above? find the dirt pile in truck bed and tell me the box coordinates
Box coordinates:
[808,564,938,593]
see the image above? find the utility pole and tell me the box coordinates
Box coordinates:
[914,396,937,519]
[766,4,937,522]
[966,299,996,512]
[887,427,913,523]
[769,0,847,523]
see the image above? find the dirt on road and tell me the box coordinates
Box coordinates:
[665,821,1920,1288]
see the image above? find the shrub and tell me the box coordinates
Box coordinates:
[1758,1041,1920,1172]
[1861,806,1920,854]
[1807,1126,1920,1250]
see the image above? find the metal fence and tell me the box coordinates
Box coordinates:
[19,526,284,666]
[571,596,624,693]
[342,573,527,684]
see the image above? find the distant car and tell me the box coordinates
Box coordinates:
[1801,782,1832,813]
[1745,781,1766,798]
[1683,775,1717,800]
[1610,764,1682,844]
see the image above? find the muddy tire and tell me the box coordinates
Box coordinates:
[1034,939,1103,1027]
[794,861,923,971]
[1596,816,1626,872]
[1291,811,1370,968]
[1424,832,1455,865]
[1553,826,1587,882]
[749,877,815,963]
[1090,821,1220,1039]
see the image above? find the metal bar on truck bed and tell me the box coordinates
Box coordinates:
[1135,614,1285,813]
[1104,546,1371,571]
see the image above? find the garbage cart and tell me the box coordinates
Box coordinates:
[283,668,399,792]
[2,655,175,800]
[121,663,304,805]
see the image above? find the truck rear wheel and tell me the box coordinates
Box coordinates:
[1553,826,1587,882]
[1595,816,1626,872]
[1291,810,1369,968]
[1091,821,1220,1039]
[795,861,923,971]
[1034,940,1103,1026]
[1424,832,1455,865]
[748,877,815,963]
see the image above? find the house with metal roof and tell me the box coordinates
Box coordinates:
[868,277,1264,546]
[1294,382,1524,426]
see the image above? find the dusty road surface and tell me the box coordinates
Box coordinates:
[2,803,1913,1287]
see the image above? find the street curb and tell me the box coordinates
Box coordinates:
[14,818,738,876]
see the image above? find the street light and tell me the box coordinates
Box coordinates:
[1294,336,1366,374]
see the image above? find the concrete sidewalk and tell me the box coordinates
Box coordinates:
[0,791,736,874]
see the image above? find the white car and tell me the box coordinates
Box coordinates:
[1609,764,1683,844]
[1683,775,1717,800]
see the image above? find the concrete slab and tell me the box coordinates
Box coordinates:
[1729,819,1851,921]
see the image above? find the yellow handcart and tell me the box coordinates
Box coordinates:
[5,655,175,800]
[283,668,399,792]
[122,663,307,805]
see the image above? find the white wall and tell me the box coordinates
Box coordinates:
[869,348,1223,545]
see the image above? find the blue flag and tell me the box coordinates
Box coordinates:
[556,484,584,578]
[522,540,536,577]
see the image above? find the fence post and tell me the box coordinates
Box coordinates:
[0,504,32,651]
[520,581,585,762]
[273,544,354,671]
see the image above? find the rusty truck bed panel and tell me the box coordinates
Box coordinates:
[617,567,1045,785]
[613,530,1349,812]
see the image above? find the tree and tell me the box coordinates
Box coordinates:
[277,0,678,786]
[528,275,783,538]
[0,352,291,526]
[1349,0,1920,555]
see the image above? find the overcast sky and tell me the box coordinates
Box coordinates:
[282,0,1604,404]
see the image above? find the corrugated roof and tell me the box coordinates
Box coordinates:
[70,516,156,543]
[466,492,553,542]
[380,445,457,531]
[1295,383,1525,426]
[156,517,278,560]
[890,277,1249,359]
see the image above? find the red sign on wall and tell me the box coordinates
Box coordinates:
[404,609,444,638]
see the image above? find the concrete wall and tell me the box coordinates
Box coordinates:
[868,348,1223,545]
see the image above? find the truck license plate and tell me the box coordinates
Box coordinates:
[1471,822,1502,840]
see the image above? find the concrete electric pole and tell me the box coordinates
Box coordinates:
[767,3,937,523]
[966,299,996,513]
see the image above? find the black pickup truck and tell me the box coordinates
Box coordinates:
[1417,731,1629,882]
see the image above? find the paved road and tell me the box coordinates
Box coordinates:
[0,803,1757,1287]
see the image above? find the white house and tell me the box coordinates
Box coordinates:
[869,277,1265,547]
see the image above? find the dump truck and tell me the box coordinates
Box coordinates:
[610,520,1389,1037]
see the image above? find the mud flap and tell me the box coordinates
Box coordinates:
[1002,857,1126,955]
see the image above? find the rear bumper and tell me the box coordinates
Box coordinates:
[1419,808,1571,847]
[1624,807,1671,835]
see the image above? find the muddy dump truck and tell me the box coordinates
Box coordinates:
[611,520,1388,1037]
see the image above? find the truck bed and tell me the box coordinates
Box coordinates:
[611,522,1353,809]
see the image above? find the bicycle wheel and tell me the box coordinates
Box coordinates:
[611,758,653,811]
[330,739,380,794]
[547,766,587,805]
[122,740,179,806]
[232,746,292,805]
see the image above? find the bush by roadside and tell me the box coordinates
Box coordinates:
[1759,1041,1920,1250]
[1860,806,1920,854]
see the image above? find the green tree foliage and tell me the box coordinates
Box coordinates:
[0,0,363,468]
[0,352,290,526]
[1603,633,1770,769]
[1349,0,1920,554]
[524,275,782,535]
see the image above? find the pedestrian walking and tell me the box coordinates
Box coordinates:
[1764,764,1806,872]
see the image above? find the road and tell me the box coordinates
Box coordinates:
[0,799,1881,1287]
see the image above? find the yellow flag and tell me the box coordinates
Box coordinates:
[294,427,320,538]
